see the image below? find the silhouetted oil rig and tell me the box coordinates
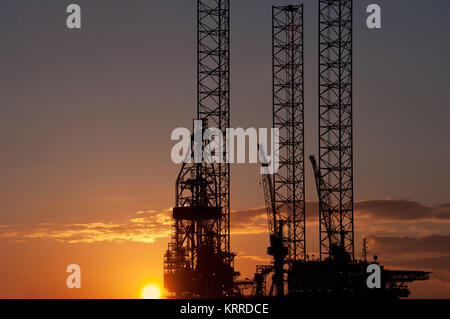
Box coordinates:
[163,0,429,299]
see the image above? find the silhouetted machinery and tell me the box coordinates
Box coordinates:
[253,153,430,298]
[258,147,288,297]
[164,146,236,297]
[286,156,431,297]
[164,0,237,298]
[251,0,430,299]
[310,155,352,265]
[253,3,307,298]
[164,0,431,299]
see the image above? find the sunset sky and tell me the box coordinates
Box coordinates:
[0,0,449,298]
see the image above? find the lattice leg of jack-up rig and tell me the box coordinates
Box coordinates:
[318,0,354,262]
[164,0,235,298]
[269,4,305,298]
[272,4,305,263]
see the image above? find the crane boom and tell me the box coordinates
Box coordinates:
[310,155,352,263]
[309,155,321,202]
[259,145,287,296]
[260,160,276,236]
[309,155,333,256]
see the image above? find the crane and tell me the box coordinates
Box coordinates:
[310,155,351,264]
[258,146,288,297]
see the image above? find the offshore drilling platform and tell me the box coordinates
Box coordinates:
[164,0,235,298]
[163,0,430,298]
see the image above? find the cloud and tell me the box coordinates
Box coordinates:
[369,234,450,256]
[231,207,267,235]
[230,201,320,235]
[236,252,271,263]
[0,209,173,244]
[229,200,450,233]
[356,200,450,221]
[3,199,450,246]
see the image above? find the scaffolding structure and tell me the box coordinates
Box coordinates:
[272,4,305,264]
[318,0,354,261]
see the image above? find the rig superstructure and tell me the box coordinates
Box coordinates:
[163,0,430,299]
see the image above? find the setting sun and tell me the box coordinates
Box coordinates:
[141,284,161,299]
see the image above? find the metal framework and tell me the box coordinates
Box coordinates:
[272,4,305,263]
[164,0,233,298]
[197,0,231,256]
[318,0,354,261]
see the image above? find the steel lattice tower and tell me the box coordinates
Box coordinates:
[198,0,231,256]
[272,4,305,263]
[318,0,354,261]
[164,0,234,298]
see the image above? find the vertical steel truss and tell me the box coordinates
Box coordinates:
[318,0,354,261]
[197,0,231,259]
[273,5,305,263]
[165,0,233,298]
